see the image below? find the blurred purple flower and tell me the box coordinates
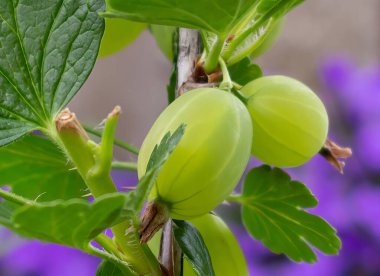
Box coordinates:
[0,241,100,276]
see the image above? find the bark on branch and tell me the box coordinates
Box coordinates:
[158,28,202,276]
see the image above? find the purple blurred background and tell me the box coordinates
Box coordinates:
[1,1,380,275]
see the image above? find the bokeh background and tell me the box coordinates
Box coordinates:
[1,0,380,275]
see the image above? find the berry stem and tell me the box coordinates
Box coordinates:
[218,57,233,90]
[203,35,226,73]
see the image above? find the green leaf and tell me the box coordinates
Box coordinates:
[99,18,146,58]
[0,135,86,201]
[257,0,304,14]
[146,124,185,171]
[173,220,215,276]
[228,58,262,86]
[105,0,258,35]
[0,201,14,228]
[125,125,186,216]
[0,0,105,146]
[150,25,176,61]
[96,260,134,276]
[222,0,303,64]
[240,165,341,263]
[12,193,129,249]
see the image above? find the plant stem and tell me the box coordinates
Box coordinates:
[54,108,161,276]
[0,189,33,206]
[94,234,125,260]
[218,57,233,90]
[84,125,139,155]
[85,244,136,275]
[226,194,244,203]
[112,161,138,171]
[203,35,226,73]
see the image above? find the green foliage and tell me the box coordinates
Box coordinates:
[228,58,263,85]
[150,25,177,61]
[0,0,342,272]
[105,0,257,35]
[99,18,146,58]
[12,193,129,249]
[250,18,285,58]
[96,261,131,276]
[146,124,185,171]
[0,201,14,229]
[239,166,341,263]
[173,220,215,276]
[0,135,86,201]
[0,0,105,146]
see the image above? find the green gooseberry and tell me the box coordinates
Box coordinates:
[241,75,329,167]
[138,88,252,220]
[183,214,248,276]
[98,18,146,58]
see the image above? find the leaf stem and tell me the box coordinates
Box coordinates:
[0,189,33,206]
[84,125,139,155]
[203,36,226,73]
[94,234,126,260]
[218,57,233,90]
[85,244,136,275]
[226,194,244,203]
[112,162,138,171]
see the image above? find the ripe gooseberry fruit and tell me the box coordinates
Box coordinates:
[138,88,252,220]
[241,75,329,167]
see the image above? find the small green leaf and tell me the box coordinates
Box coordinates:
[0,135,86,201]
[228,58,263,86]
[173,220,215,276]
[96,260,134,276]
[126,125,186,216]
[241,165,341,263]
[146,124,185,171]
[0,0,105,146]
[12,193,129,249]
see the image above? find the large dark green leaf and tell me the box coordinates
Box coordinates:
[240,165,341,263]
[12,193,129,249]
[0,135,86,201]
[173,220,215,276]
[105,0,258,35]
[0,0,105,146]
